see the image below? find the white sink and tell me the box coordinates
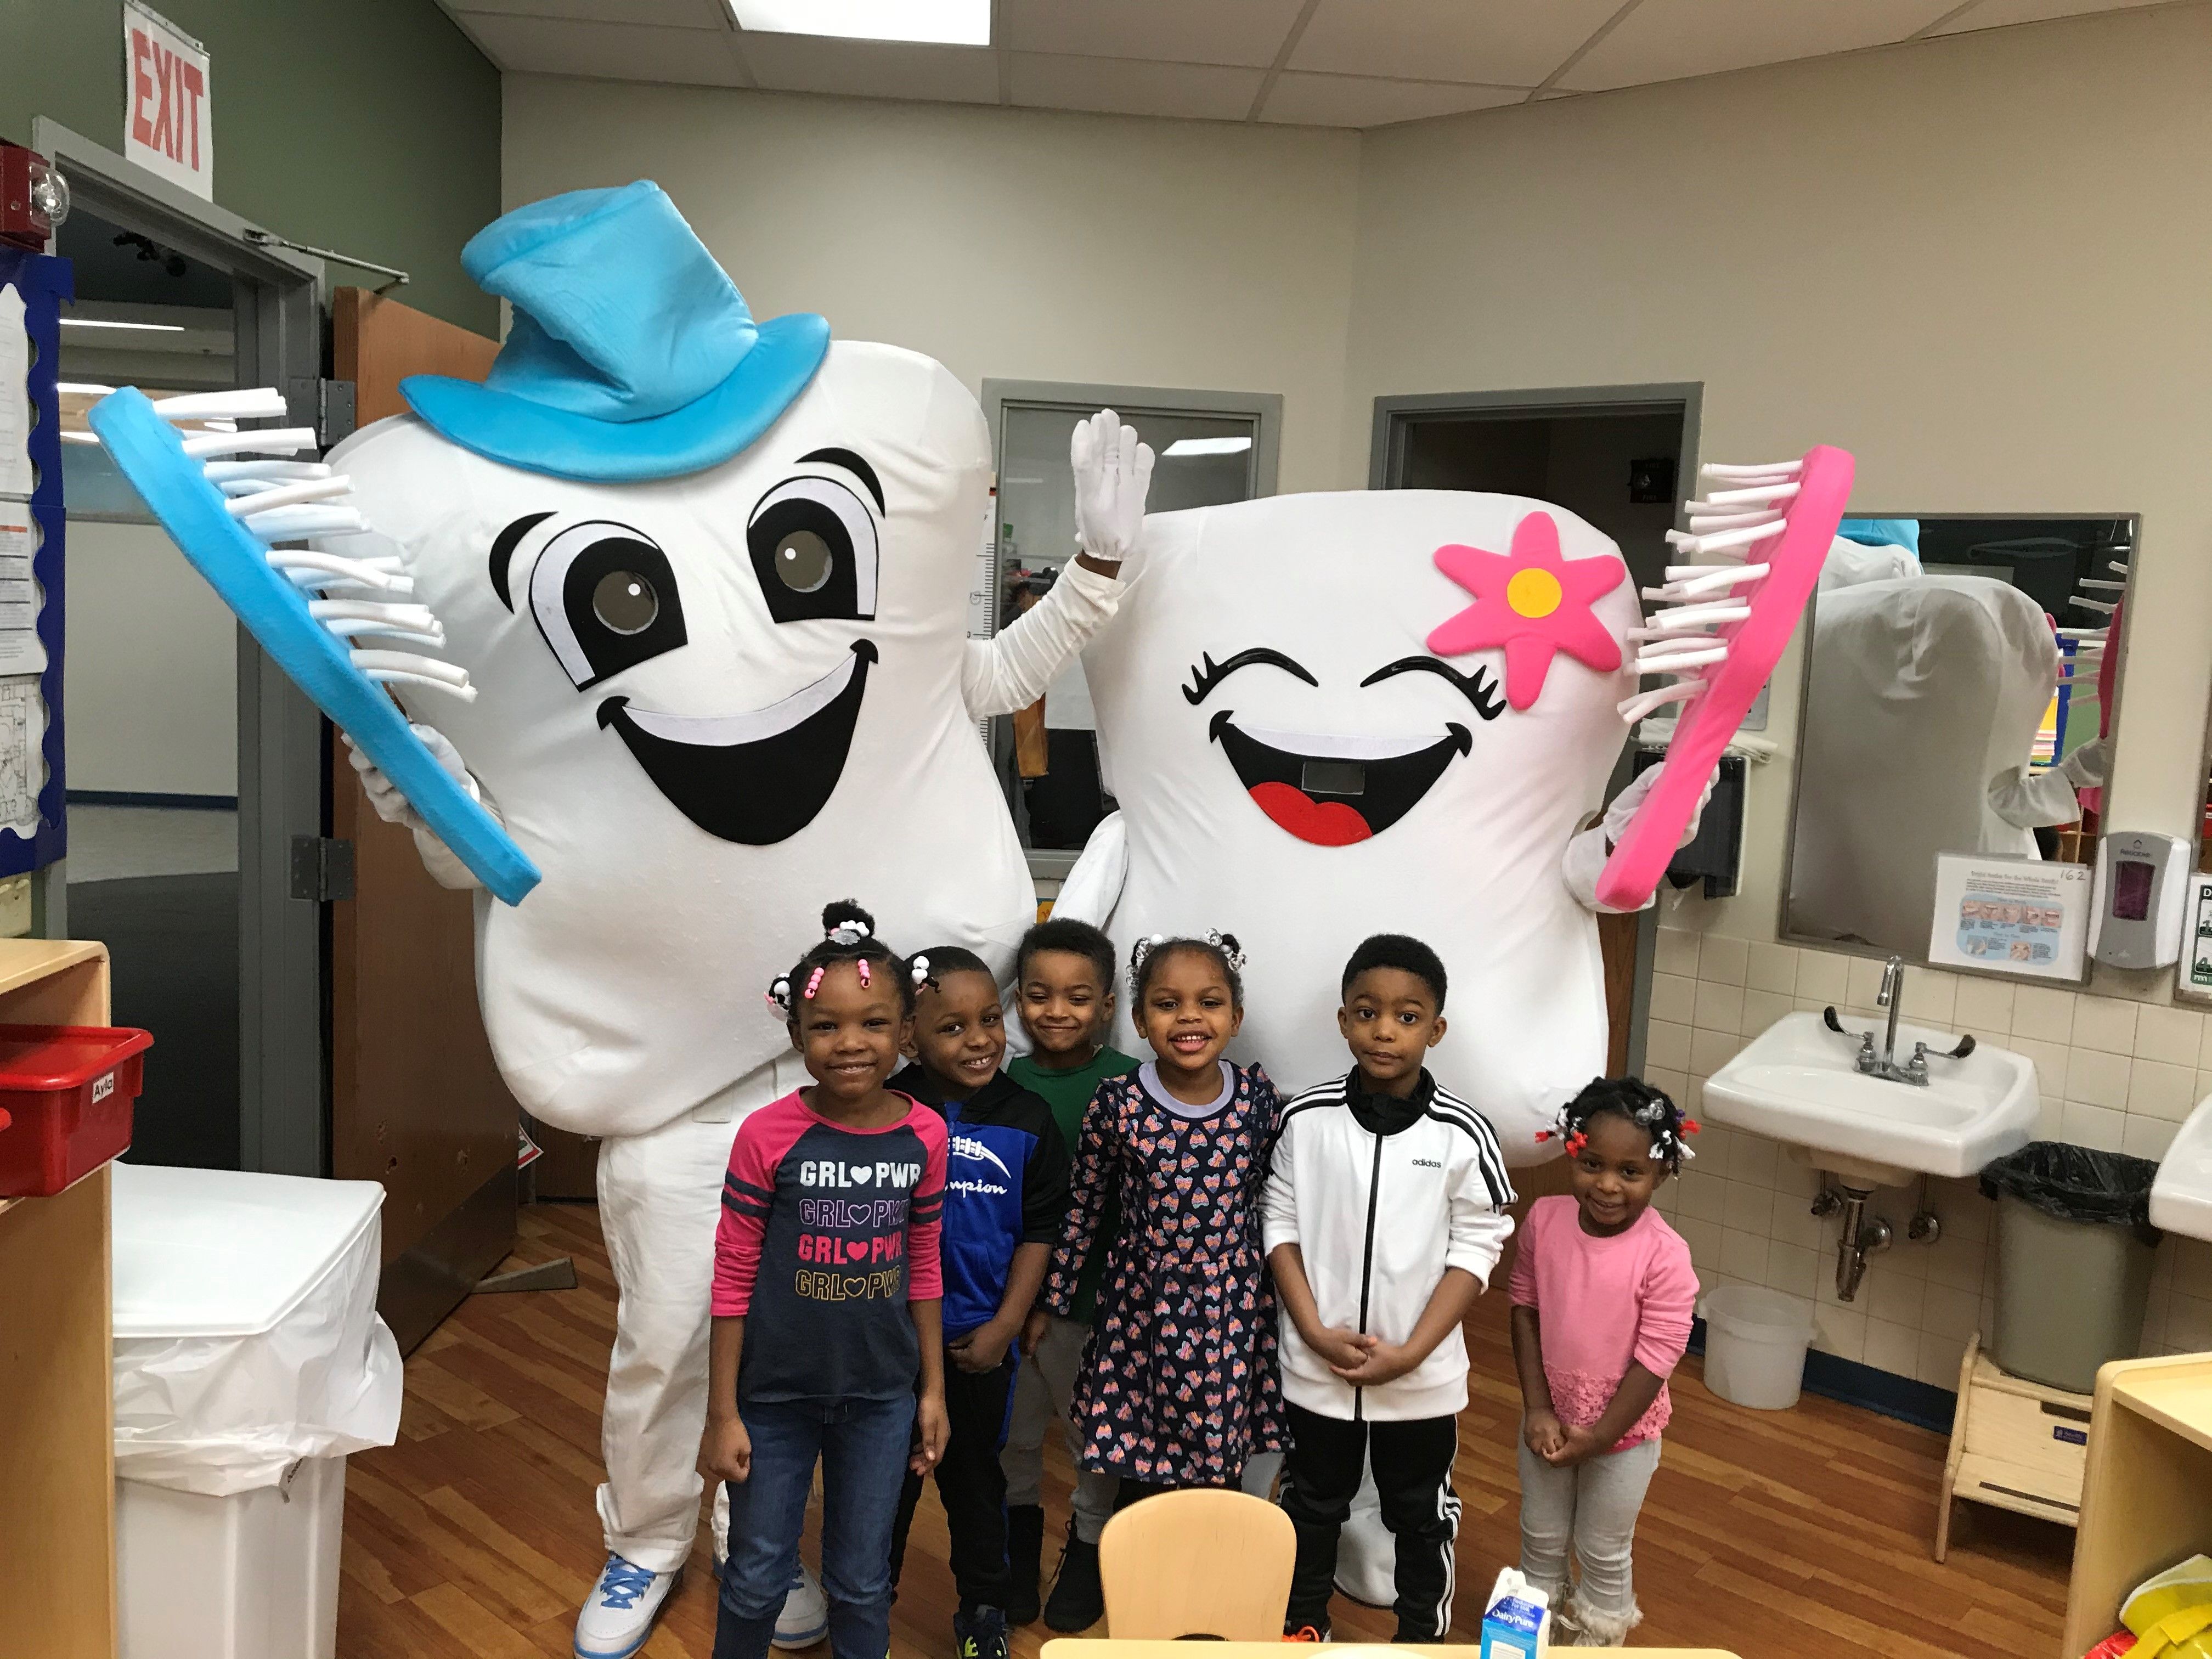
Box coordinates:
[1701,1009,2039,1188]
[2149,1094,2212,1242]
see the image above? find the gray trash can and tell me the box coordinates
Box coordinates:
[1979,1141,2160,1393]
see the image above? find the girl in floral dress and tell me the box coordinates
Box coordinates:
[1043,932,1285,1498]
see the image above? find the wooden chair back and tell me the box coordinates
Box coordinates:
[1098,1489,1296,1640]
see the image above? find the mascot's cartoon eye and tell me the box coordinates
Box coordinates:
[528,520,689,690]
[1361,656,1506,721]
[746,466,879,624]
[1182,647,1319,706]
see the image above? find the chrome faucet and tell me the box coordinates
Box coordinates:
[1877,956,1905,1071]
[1821,954,1974,1086]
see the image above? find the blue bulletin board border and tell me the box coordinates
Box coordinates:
[0,244,71,877]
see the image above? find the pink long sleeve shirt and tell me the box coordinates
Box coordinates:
[1508,1195,1697,1450]
[713,1090,947,1404]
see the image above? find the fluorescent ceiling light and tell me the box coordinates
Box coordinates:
[727,0,988,44]
[60,318,184,332]
[1162,436,1252,458]
[55,382,117,395]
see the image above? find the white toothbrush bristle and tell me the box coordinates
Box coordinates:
[226,476,353,518]
[156,388,291,422]
[1634,645,1727,674]
[204,460,332,483]
[183,427,318,458]
[1700,460,1803,481]
[1619,681,1707,723]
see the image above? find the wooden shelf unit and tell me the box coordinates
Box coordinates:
[0,939,119,1659]
[2063,1351,2212,1658]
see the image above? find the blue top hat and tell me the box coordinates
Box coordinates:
[400,182,830,483]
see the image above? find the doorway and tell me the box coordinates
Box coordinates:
[34,119,328,1176]
[1372,383,1702,1075]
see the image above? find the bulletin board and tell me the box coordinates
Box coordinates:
[0,245,71,877]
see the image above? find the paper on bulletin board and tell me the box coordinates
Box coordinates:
[0,677,47,840]
[0,516,46,677]
[0,284,30,499]
[1928,852,2091,981]
[2179,874,2212,1001]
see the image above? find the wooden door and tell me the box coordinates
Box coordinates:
[329,289,522,1352]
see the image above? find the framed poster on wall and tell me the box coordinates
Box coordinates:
[1927,852,2091,981]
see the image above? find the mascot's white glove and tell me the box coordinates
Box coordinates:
[342,725,495,892]
[1561,764,1718,913]
[2057,736,2109,791]
[1070,408,1154,569]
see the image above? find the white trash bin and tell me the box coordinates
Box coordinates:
[1700,1284,1816,1411]
[110,1164,404,1659]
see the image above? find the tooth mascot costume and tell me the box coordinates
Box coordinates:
[1051,490,1703,1615]
[331,183,1153,1657]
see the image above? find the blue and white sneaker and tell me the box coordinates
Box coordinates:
[772,1561,829,1648]
[574,1554,679,1659]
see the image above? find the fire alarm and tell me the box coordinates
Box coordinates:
[1,143,70,252]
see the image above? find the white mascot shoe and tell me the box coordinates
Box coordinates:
[773,1562,829,1648]
[574,1555,679,1659]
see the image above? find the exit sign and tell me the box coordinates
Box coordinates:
[123,3,212,200]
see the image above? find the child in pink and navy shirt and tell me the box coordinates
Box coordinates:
[702,904,950,1659]
[1509,1076,1699,1648]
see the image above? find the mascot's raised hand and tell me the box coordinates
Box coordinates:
[1070,409,1154,569]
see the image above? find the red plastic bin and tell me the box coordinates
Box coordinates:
[0,1024,154,1198]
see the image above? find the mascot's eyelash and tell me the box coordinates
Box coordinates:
[1361,656,1506,721]
[1182,647,1319,706]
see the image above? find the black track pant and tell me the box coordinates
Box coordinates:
[1279,1402,1461,1640]
[889,1354,1018,1611]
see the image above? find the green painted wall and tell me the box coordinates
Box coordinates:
[0,0,500,333]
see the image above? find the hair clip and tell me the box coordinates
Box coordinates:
[766,974,794,1015]
[910,953,933,988]
[856,958,871,988]
[1127,934,1166,993]
[803,966,826,1000]
[1205,929,1248,972]
[1565,1130,1589,1158]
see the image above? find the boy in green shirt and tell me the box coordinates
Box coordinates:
[1000,918,1136,1632]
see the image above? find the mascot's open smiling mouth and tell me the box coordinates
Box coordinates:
[598,640,877,845]
[1184,645,1504,848]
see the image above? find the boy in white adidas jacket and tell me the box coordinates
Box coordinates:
[1263,934,1517,1643]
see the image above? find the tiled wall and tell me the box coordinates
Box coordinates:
[1642,927,2212,1393]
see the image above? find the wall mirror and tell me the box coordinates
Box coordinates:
[1782,514,2137,962]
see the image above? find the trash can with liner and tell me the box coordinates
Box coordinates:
[110,1163,403,1659]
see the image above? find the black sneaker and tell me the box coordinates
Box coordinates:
[1004,1504,1045,1624]
[955,1606,1012,1659]
[1043,1521,1105,1633]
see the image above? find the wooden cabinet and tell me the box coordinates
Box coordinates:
[2064,1351,2212,1658]
[0,940,119,1659]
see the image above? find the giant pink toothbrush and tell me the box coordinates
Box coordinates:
[1594,445,1854,911]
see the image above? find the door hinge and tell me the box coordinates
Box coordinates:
[290,836,356,901]
[287,377,357,448]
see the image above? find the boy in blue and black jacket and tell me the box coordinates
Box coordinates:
[888,945,1071,1659]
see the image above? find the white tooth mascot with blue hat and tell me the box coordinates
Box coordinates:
[331,182,1152,1659]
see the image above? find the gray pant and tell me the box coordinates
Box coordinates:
[1001,1312,1118,1543]
[1516,1431,1661,1647]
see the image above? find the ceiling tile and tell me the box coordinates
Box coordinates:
[1007,53,1266,121]
[1559,0,1956,91]
[450,0,726,25]
[1290,0,1623,86]
[742,35,1000,102]
[1000,0,1308,68]
[1259,72,1523,127]
[456,12,753,83]
[1933,0,2165,34]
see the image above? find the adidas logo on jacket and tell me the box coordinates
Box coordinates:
[1262,1069,1516,1421]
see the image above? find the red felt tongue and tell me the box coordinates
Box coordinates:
[1249,781,1373,847]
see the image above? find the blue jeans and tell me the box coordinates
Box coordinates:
[715,1393,916,1659]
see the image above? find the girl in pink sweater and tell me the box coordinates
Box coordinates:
[1508,1077,1699,1647]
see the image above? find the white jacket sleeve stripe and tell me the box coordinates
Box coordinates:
[1428,1093,1517,1210]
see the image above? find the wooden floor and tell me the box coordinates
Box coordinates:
[338,1204,2075,1658]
